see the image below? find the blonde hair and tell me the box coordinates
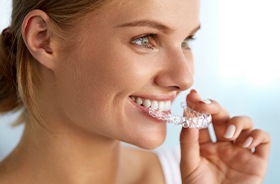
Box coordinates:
[0,0,112,124]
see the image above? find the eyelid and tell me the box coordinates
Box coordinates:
[181,35,197,49]
[185,35,196,41]
[131,34,157,50]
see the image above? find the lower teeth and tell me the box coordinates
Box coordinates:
[148,103,212,129]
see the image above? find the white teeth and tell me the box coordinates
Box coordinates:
[158,101,165,111]
[164,101,171,111]
[151,101,159,109]
[136,97,143,105]
[143,99,151,108]
[130,96,172,111]
[131,96,136,102]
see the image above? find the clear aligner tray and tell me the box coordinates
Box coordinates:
[149,103,212,129]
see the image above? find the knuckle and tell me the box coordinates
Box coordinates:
[253,129,262,134]
[251,129,269,138]
[230,116,253,126]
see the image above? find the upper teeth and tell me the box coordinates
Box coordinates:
[130,96,171,111]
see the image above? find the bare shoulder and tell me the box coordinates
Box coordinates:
[122,146,165,184]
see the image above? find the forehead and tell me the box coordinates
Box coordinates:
[90,0,200,32]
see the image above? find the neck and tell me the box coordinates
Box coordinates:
[9,118,125,184]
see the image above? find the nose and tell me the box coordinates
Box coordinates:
[154,48,194,91]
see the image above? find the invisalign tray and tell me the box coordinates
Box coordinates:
[149,103,212,129]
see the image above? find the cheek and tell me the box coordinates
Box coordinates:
[79,45,154,94]
[51,36,167,148]
[53,41,154,127]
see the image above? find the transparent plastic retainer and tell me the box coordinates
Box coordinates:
[148,103,212,129]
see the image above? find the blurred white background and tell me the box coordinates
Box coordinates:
[1,0,279,183]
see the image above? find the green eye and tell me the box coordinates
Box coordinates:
[132,35,154,49]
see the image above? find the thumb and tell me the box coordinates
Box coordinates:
[180,127,201,177]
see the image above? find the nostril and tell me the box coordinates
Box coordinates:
[169,86,181,91]
[153,74,193,92]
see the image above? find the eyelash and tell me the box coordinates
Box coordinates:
[131,34,196,50]
[181,35,196,50]
[131,34,156,50]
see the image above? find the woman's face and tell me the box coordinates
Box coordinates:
[52,0,200,149]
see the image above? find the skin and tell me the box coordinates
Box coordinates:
[0,0,270,184]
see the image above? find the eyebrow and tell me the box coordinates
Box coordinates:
[115,19,174,33]
[115,19,201,35]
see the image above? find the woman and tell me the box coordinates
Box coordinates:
[0,0,270,183]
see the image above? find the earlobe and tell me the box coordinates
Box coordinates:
[22,10,55,70]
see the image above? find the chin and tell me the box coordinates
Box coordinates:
[130,131,166,150]
[138,141,165,150]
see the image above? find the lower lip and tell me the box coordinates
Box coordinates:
[128,98,168,123]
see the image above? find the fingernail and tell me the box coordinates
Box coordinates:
[199,99,211,104]
[224,125,236,139]
[242,137,253,148]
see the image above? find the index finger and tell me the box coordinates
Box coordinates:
[186,90,230,141]
[186,90,230,125]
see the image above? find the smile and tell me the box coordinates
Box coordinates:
[129,96,172,111]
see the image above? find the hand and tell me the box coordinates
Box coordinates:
[180,90,271,184]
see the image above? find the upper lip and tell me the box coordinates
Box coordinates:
[129,93,177,102]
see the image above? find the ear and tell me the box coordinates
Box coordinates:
[22,10,56,70]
